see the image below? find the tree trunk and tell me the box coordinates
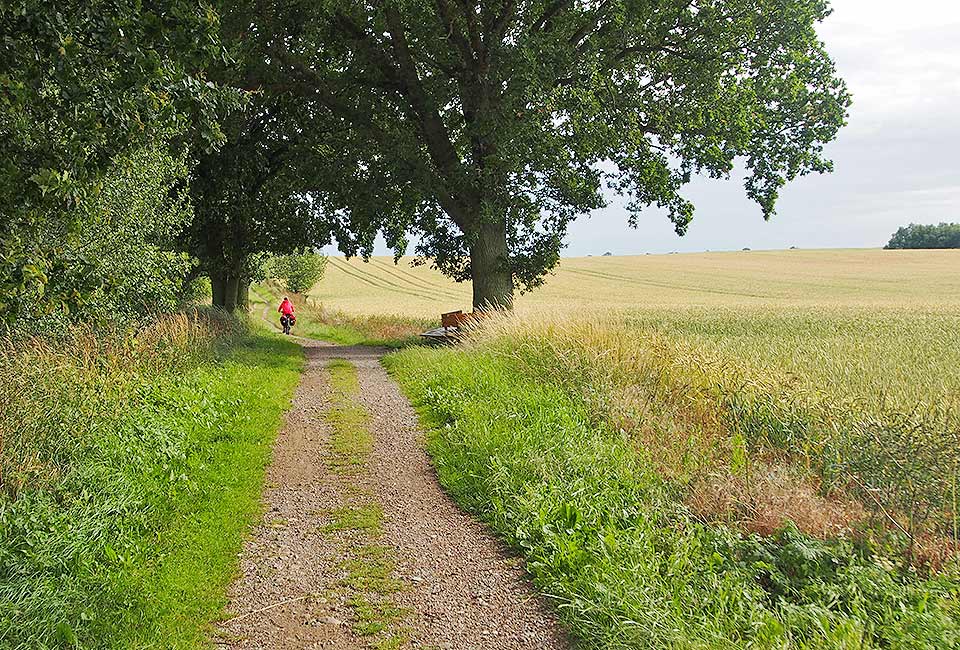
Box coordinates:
[470,218,513,311]
[211,273,227,308]
[222,275,239,312]
[236,279,250,312]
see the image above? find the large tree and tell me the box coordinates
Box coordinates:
[183,2,335,310]
[185,97,333,310]
[240,0,850,310]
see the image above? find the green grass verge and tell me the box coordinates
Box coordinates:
[0,332,303,649]
[384,346,960,649]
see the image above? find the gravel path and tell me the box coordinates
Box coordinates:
[216,338,569,649]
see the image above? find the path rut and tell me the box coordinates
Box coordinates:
[215,339,568,649]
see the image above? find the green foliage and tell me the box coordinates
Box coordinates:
[182,3,335,297]
[0,0,230,217]
[0,0,239,322]
[270,252,328,295]
[885,222,960,249]
[386,346,960,648]
[0,320,302,648]
[226,0,849,308]
[2,146,198,328]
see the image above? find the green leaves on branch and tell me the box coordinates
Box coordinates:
[72,146,198,324]
[1,146,197,329]
[269,252,328,295]
[0,1,240,325]
[1,0,238,219]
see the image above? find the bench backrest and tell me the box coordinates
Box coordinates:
[441,310,465,328]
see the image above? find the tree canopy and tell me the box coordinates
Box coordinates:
[885,223,960,250]
[179,0,336,310]
[233,0,850,309]
[2,0,853,321]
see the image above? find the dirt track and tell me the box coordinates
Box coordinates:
[215,338,568,649]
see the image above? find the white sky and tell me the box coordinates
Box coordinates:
[567,0,960,254]
[343,1,960,256]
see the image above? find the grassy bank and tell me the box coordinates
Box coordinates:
[385,312,960,648]
[0,313,302,648]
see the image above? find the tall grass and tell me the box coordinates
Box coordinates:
[386,310,960,647]
[473,312,960,564]
[0,311,302,647]
[0,309,239,498]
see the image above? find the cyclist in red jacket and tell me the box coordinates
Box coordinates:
[278,296,296,334]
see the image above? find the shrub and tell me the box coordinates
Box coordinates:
[1,146,195,330]
[270,251,328,294]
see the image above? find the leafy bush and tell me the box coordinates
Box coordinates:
[885,222,960,249]
[1,1,237,326]
[269,251,328,294]
[73,146,196,323]
[1,146,196,331]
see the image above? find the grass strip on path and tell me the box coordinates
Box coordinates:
[322,359,409,649]
[327,359,374,474]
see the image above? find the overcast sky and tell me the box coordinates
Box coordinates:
[340,1,960,257]
[567,0,960,255]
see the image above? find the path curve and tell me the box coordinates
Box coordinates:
[216,338,569,649]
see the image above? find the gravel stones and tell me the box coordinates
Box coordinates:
[216,340,568,649]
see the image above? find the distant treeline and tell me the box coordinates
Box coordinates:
[885,222,960,249]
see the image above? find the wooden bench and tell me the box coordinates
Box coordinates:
[440,310,469,328]
[420,310,487,342]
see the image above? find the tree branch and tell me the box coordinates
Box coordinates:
[384,5,475,229]
[485,0,517,49]
[568,0,613,48]
[532,0,573,33]
[435,0,476,67]
[452,0,485,60]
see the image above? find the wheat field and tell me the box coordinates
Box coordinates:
[309,248,960,407]
[311,248,960,317]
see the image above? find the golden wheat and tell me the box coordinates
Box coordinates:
[311,248,960,316]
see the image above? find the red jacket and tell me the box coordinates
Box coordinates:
[278,299,294,316]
